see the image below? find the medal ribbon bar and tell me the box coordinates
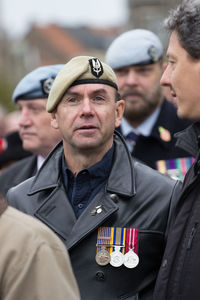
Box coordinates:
[110,227,126,254]
[125,228,138,254]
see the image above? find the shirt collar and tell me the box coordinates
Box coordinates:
[62,145,114,188]
[37,155,45,170]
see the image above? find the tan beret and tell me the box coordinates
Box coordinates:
[46,56,118,112]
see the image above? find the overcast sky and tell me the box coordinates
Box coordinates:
[1,0,129,38]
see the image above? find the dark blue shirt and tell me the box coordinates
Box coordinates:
[62,145,114,218]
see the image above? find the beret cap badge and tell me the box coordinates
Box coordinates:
[89,58,103,78]
[41,77,55,95]
[148,45,159,62]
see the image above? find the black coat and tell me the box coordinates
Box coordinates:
[154,123,200,300]
[7,132,182,300]
[0,155,37,197]
[117,99,192,169]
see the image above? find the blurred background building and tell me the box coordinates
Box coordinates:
[0,0,181,112]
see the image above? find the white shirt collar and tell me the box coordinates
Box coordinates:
[37,155,45,170]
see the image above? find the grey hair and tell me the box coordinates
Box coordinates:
[164,0,200,59]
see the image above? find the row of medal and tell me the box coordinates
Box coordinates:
[95,227,139,269]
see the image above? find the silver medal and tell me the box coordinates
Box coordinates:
[124,249,139,268]
[110,246,124,267]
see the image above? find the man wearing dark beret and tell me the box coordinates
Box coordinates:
[7,56,182,299]
[0,65,63,196]
[106,29,192,179]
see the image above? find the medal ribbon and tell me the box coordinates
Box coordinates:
[96,227,111,253]
[125,228,138,254]
[110,227,126,254]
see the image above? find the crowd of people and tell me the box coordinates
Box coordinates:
[0,0,200,299]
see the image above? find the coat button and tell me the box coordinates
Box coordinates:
[95,271,105,281]
[110,194,119,203]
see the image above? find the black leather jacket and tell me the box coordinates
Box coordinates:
[7,132,182,300]
[154,122,200,300]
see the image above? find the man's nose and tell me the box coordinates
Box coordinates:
[80,98,94,116]
[125,70,139,86]
[160,66,171,87]
[18,109,32,127]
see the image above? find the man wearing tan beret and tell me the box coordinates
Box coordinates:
[7,56,182,299]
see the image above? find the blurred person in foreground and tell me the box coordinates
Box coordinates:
[7,56,182,299]
[0,194,80,300]
[105,29,192,177]
[0,65,63,196]
[153,1,200,299]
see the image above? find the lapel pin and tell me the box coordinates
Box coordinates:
[90,205,102,216]
[158,126,171,142]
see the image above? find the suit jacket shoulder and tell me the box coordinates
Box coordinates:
[0,155,37,197]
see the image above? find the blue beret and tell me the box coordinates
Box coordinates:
[105,29,163,69]
[12,64,64,103]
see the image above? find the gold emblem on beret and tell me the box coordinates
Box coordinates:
[89,58,103,78]
[41,77,55,95]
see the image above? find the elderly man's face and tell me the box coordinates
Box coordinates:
[51,83,124,157]
[161,31,200,121]
[115,62,163,125]
[17,99,61,157]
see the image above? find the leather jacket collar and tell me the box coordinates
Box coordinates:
[28,130,136,198]
[175,122,200,158]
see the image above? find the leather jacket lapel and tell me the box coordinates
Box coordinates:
[66,188,119,249]
[34,185,76,241]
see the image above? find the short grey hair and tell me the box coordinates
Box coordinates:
[165,0,200,59]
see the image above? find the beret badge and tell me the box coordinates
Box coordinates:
[148,46,159,62]
[41,77,55,95]
[89,58,103,78]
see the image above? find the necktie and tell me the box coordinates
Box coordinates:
[126,132,138,146]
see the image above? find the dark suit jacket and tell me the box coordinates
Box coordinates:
[117,99,192,169]
[0,155,37,197]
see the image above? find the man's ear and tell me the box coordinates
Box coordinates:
[51,110,59,129]
[115,99,125,128]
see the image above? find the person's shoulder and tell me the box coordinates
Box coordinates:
[0,155,36,178]
[2,206,65,251]
[0,155,37,197]
[7,174,35,195]
[134,159,181,188]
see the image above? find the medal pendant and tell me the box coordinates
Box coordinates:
[124,249,139,269]
[95,246,111,266]
[110,246,124,267]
